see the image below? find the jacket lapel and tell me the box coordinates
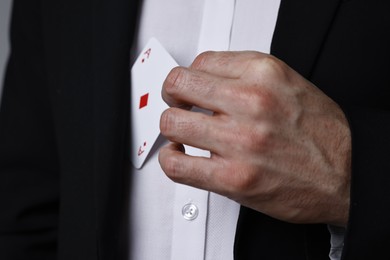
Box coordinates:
[91,0,141,259]
[271,0,342,78]
[44,0,99,259]
[47,0,141,259]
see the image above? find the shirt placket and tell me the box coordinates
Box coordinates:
[170,1,236,259]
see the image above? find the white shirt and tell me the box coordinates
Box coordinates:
[129,1,280,259]
[129,1,343,260]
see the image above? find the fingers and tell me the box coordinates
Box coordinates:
[190,51,266,78]
[160,107,227,155]
[162,51,283,116]
[162,66,241,113]
[159,142,222,192]
[159,141,265,202]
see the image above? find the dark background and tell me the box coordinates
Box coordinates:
[0,0,13,100]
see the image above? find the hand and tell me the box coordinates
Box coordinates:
[159,51,351,227]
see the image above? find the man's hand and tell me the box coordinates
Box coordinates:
[159,51,351,227]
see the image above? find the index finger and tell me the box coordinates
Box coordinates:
[161,66,239,113]
[190,51,266,78]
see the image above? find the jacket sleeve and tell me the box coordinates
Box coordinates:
[0,0,59,259]
[341,106,390,259]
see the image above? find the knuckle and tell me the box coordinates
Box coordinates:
[247,91,267,114]
[229,167,258,194]
[252,126,273,150]
[161,154,182,181]
[182,115,204,138]
[238,131,256,151]
[261,55,282,70]
[160,108,204,140]
[164,66,186,96]
[245,88,277,117]
[253,125,273,150]
[224,166,271,203]
[237,125,273,153]
[161,108,207,141]
[241,132,261,152]
[248,54,285,79]
[160,108,176,137]
[192,51,214,70]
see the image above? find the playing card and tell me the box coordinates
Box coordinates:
[130,38,178,169]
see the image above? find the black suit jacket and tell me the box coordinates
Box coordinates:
[1,0,389,259]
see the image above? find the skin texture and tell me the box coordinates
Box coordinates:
[159,51,351,227]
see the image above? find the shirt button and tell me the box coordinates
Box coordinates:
[182,203,199,221]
